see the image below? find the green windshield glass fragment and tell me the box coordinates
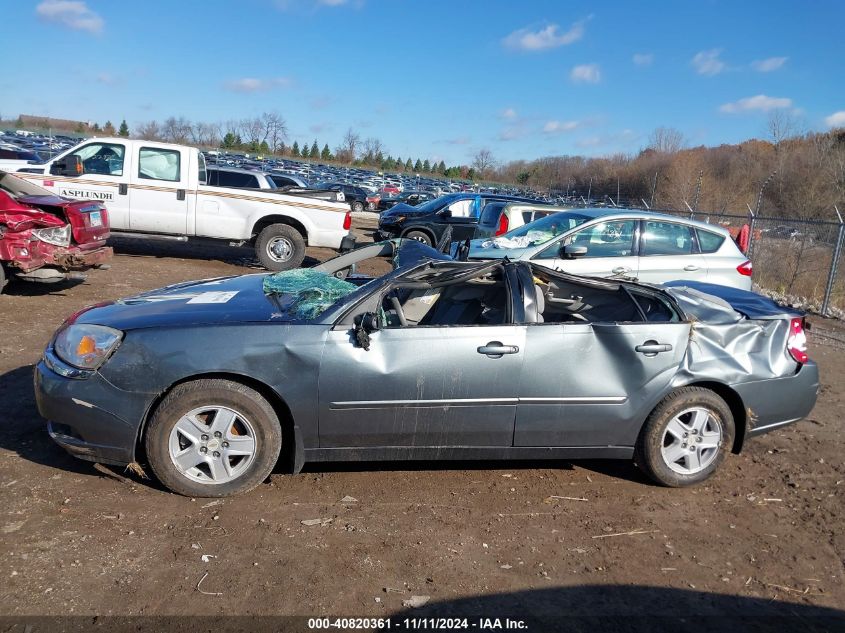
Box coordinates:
[263,269,357,319]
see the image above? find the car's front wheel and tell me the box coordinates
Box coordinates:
[145,379,282,497]
[404,230,432,246]
[636,387,734,487]
[352,201,364,213]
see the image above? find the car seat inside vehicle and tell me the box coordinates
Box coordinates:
[382,271,508,327]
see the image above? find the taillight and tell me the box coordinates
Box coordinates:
[343,211,351,230]
[736,260,753,277]
[787,317,809,364]
[496,213,509,236]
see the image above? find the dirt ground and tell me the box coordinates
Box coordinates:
[0,218,843,629]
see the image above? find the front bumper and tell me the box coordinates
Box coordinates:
[735,360,820,438]
[374,227,398,242]
[34,350,149,466]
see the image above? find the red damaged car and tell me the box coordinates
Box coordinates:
[0,170,112,293]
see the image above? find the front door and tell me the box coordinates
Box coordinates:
[318,324,526,448]
[535,218,640,280]
[129,145,189,234]
[45,141,131,230]
[515,321,690,447]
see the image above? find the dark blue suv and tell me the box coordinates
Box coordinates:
[375,193,547,246]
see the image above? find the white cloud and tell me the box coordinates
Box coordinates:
[96,72,119,85]
[36,0,103,34]
[503,16,591,51]
[224,77,292,93]
[691,49,725,76]
[632,53,654,67]
[498,127,527,141]
[719,94,793,113]
[500,108,518,120]
[543,120,580,134]
[445,136,471,145]
[570,64,601,84]
[825,111,845,128]
[751,56,788,72]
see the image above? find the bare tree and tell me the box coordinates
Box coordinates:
[472,148,496,176]
[335,128,361,163]
[136,120,161,141]
[647,127,686,154]
[161,116,192,144]
[238,116,264,147]
[262,111,288,154]
[361,137,386,164]
[767,109,802,147]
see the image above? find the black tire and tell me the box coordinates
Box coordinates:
[256,224,306,271]
[145,379,282,497]
[352,201,365,213]
[404,230,432,246]
[635,387,735,487]
[0,264,6,294]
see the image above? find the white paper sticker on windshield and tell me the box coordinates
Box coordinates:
[187,291,238,304]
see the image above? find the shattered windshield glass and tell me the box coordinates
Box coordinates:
[263,269,358,319]
[481,212,591,249]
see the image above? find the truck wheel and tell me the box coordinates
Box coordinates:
[352,201,364,213]
[635,387,735,487]
[404,230,432,246]
[256,224,306,271]
[0,264,6,293]
[144,378,283,497]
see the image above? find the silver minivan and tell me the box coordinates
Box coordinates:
[467,208,753,290]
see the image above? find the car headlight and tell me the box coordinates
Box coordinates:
[54,324,123,370]
[32,224,71,247]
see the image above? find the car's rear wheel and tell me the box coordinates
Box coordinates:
[256,224,306,271]
[636,387,734,487]
[145,379,282,497]
[404,230,432,246]
[352,201,364,213]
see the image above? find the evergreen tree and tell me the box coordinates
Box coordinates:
[423,159,431,172]
[395,156,403,171]
[222,132,237,148]
[437,160,446,174]
[92,122,101,133]
[291,141,300,157]
[259,141,270,154]
[103,120,116,135]
[404,158,413,171]
[321,144,332,161]
[310,140,319,158]
[278,142,287,156]
[413,159,422,172]
[118,119,129,137]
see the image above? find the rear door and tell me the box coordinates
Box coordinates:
[129,145,190,234]
[51,141,131,230]
[516,320,690,447]
[637,219,708,284]
[533,218,640,279]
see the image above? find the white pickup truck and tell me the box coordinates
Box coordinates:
[1,138,354,270]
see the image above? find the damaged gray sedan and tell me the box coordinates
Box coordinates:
[35,239,818,497]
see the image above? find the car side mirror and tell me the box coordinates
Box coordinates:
[439,208,452,218]
[561,244,588,259]
[50,155,82,177]
[353,311,380,351]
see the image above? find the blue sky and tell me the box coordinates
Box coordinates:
[4,0,844,165]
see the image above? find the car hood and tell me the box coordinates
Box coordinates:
[381,203,426,217]
[71,274,284,331]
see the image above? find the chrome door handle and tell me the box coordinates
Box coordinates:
[683,265,700,271]
[612,266,631,274]
[635,341,673,356]
[477,341,520,358]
